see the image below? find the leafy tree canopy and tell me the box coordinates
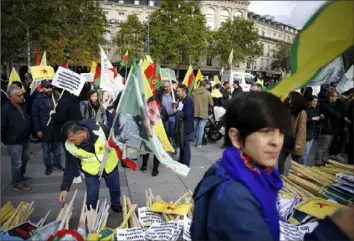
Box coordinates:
[271,41,291,70]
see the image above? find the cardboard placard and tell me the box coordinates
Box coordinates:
[138,207,163,227]
[52,66,85,96]
[144,221,183,241]
[183,216,192,241]
[116,227,145,240]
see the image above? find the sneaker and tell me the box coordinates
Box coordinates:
[45,167,53,176]
[73,176,83,184]
[111,204,122,213]
[140,166,147,171]
[53,164,64,172]
[13,183,32,191]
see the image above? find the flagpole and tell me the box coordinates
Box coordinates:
[169,79,176,103]
[124,65,127,80]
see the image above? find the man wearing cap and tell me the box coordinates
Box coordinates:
[32,80,64,175]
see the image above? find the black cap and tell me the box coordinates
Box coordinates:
[41,80,52,88]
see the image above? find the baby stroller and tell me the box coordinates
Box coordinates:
[203,106,225,144]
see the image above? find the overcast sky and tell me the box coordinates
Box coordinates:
[249,1,326,29]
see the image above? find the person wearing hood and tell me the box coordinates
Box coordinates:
[191,91,291,240]
[51,90,83,183]
[191,80,213,147]
[31,81,64,175]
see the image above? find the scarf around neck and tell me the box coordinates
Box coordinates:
[216,146,283,241]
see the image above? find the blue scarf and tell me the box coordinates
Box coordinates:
[216,146,283,241]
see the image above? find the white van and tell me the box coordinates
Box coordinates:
[221,71,255,92]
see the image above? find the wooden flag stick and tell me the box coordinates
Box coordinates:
[126,197,140,228]
[39,210,51,227]
[118,204,137,229]
[122,195,128,229]
[79,193,87,223]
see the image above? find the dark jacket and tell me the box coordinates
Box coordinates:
[191,164,273,241]
[220,87,230,107]
[1,101,31,145]
[319,100,342,135]
[51,92,82,140]
[232,87,243,98]
[305,105,320,141]
[175,95,194,135]
[155,88,178,105]
[60,119,111,191]
[31,92,60,141]
[160,105,169,123]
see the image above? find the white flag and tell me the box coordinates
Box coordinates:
[40,51,47,66]
[99,45,124,93]
[228,49,234,66]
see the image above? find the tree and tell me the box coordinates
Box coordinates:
[211,18,262,68]
[271,41,291,70]
[113,14,146,61]
[149,0,209,68]
[1,0,107,67]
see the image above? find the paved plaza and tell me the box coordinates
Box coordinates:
[0,139,324,228]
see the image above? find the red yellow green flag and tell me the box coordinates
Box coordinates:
[182,64,195,90]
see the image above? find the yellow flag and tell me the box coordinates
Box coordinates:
[148,201,193,216]
[40,51,47,66]
[182,65,194,88]
[194,69,203,89]
[295,198,345,219]
[8,68,24,90]
[30,66,55,82]
[228,48,234,66]
[140,63,174,152]
[268,1,353,97]
[145,55,154,64]
[90,61,97,73]
[212,75,221,87]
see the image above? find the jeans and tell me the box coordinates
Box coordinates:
[193,118,207,146]
[41,140,62,167]
[62,141,80,178]
[300,139,314,165]
[85,167,121,210]
[278,150,300,175]
[7,143,30,186]
[314,134,333,166]
[179,134,191,167]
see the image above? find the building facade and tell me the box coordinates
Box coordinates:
[100,0,299,74]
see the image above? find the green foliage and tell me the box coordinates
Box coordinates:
[271,41,291,70]
[113,14,147,61]
[211,18,262,68]
[149,0,209,67]
[1,0,107,66]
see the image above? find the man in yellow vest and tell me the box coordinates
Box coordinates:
[58,119,122,212]
[255,72,264,87]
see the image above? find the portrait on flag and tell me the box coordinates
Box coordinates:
[112,61,190,177]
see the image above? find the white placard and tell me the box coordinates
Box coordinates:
[280,221,318,241]
[52,66,85,96]
[138,207,163,227]
[81,73,94,83]
[145,221,183,241]
[116,227,145,240]
[183,216,192,241]
[277,197,301,221]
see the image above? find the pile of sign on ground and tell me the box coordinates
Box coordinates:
[277,160,353,240]
[0,189,194,241]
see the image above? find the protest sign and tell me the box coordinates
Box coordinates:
[295,198,345,219]
[144,221,183,241]
[116,227,145,240]
[160,68,176,81]
[148,201,193,216]
[280,221,318,241]
[183,216,192,241]
[81,73,94,84]
[52,67,85,96]
[138,207,163,227]
[112,61,190,177]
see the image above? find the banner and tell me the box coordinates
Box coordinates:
[112,61,190,177]
[52,66,85,96]
[336,65,354,94]
[280,221,318,241]
[160,68,176,81]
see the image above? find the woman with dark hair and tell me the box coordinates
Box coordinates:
[81,90,107,124]
[302,87,313,102]
[191,92,291,240]
[278,91,307,174]
[300,95,323,164]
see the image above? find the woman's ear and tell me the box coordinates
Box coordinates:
[228,128,242,149]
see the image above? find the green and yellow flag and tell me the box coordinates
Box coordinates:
[268,1,353,97]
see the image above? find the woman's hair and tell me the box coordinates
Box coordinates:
[289,91,306,116]
[223,92,291,147]
[307,95,318,103]
[87,89,98,101]
[303,87,313,99]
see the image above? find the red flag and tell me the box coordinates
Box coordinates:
[62,61,69,69]
[35,50,41,65]
[107,137,136,171]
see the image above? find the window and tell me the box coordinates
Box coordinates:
[140,0,148,5]
[247,62,251,69]
[233,74,242,83]
[119,12,125,15]
[207,58,212,66]
[245,74,254,84]
[125,0,134,4]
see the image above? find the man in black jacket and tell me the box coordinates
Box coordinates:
[1,85,32,190]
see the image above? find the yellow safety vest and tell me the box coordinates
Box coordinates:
[65,124,119,176]
[256,78,264,87]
